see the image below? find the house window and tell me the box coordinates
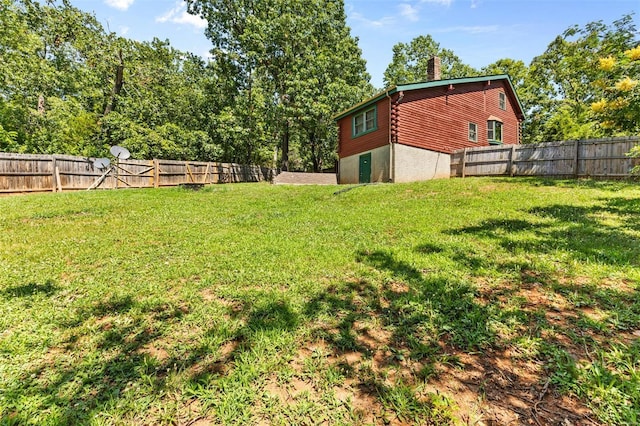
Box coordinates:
[352,106,377,137]
[499,92,506,110]
[488,120,503,144]
[468,122,478,142]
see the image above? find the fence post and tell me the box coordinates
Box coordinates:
[574,140,581,178]
[509,144,517,177]
[51,155,57,192]
[203,162,210,184]
[55,164,62,192]
[185,161,195,183]
[153,159,159,188]
[461,148,467,178]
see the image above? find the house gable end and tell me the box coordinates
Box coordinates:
[334,75,525,122]
[394,79,522,154]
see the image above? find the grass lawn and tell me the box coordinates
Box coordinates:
[1,177,639,425]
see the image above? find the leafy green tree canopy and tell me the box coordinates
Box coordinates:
[0,0,222,161]
[383,35,478,87]
[524,14,638,143]
[186,0,371,170]
[590,45,640,134]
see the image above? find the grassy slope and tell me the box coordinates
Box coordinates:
[0,178,639,425]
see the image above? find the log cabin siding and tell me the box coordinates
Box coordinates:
[335,76,524,186]
[338,97,390,158]
[396,81,520,154]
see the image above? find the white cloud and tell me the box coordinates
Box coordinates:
[120,26,130,35]
[420,0,454,6]
[434,25,499,34]
[156,2,207,29]
[105,0,135,11]
[399,4,420,22]
[350,11,396,28]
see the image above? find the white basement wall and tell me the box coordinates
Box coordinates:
[338,145,390,184]
[392,144,451,182]
[339,144,451,184]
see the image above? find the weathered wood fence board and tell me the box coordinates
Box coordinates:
[0,152,274,193]
[451,137,639,178]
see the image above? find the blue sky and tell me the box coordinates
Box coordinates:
[72,0,638,88]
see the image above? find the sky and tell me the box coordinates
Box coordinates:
[71,0,639,88]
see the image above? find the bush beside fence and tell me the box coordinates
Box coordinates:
[0,152,274,193]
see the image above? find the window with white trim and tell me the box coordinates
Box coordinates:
[487,120,503,143]
[468,122,478,142]
[352,106,377,137]
[499,92,506,110]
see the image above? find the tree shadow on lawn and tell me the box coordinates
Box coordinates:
[516,177,639,192]
[5,195,638,424]
[177,204,640,426]
[445,197,640,424]
[178,254,488,425]
[1,293,190,425]
[4,281,311,425]
[453,197,640,266]
[297,250,499,424]
[0,279,58,298]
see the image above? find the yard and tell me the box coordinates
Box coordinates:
[1,178,639,425]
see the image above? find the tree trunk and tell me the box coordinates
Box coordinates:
[309,130,322,172]
[280,120,289,171]
[104,49,124,116]
[37,94,45,114]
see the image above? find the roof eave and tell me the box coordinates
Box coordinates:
[333,86,399,121]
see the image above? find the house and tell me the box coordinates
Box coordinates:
[334,58,525,184]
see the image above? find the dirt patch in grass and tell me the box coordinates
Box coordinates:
[264,377,315,403]
[187,339,240,380]
[41,346,68,368]
[449,275,631,425]
[137,343,170,362]
[200,288,244,307]
[189,419,214,426]
[388,281,410,294]
[427,349,596,425]
[347,382,389,424]
[302,279,603,423]
[288,340,599,425]
[301,273,617,424]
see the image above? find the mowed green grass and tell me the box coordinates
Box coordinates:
[1,178,639,425]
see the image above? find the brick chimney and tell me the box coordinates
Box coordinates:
[427,56,441,81]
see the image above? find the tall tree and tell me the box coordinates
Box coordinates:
[481,58,528,88]
[186,0,371,170]
[590,45,640,134]
[0,0,222,161]
[98,38,220,160]
[0,0,107,154]
[383,35,478,87]
[524,15,638,143]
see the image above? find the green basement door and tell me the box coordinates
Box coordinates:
[359,153,371,184]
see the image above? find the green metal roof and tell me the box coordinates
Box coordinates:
[334,74,525,121]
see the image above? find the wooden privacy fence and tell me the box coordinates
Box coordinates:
[0,152,274,193]
[450,137,639,179]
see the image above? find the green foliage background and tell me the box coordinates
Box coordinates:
[0,1,638,166]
